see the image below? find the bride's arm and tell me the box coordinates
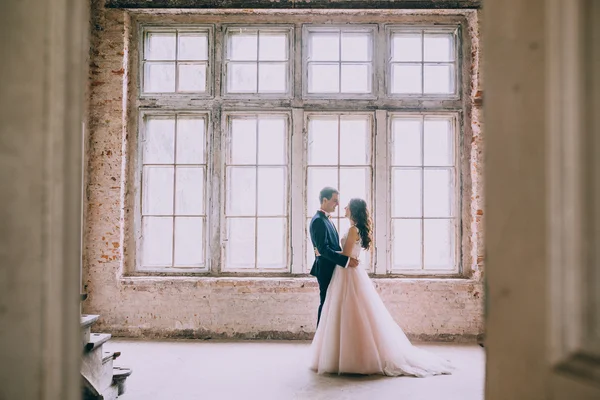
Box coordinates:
[340,226,359,257]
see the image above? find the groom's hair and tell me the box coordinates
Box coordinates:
[319,187,339,203]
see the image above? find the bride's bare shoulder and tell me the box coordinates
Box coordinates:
[347,225,359,237]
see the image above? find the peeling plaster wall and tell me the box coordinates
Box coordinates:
[84,0,484,341]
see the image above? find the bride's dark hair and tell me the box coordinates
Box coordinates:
[348,198,373,250]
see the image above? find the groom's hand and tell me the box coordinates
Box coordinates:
[348,258,359,268]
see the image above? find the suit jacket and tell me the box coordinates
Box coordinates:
[309,210,349,279]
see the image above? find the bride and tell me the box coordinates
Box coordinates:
[310,198,454,377]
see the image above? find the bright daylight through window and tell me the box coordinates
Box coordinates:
[135,17,462,276]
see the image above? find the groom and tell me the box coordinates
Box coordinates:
[310,187,359,326]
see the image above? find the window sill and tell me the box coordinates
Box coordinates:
[120,271,477,283]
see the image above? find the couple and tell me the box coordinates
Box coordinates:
[309,187,454,377]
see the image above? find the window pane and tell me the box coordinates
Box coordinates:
[178,63,206,92]
[391,33,422,62]
[424,34,454,62]
[258,117,286,165]
[340,64,371,93]
[392,118,421,166]
[174,217,204,266]
[175,167,205,215]
[228,62,258,93]
[230,118,257,164]
[424,118,453,166]
[258,63,287,93]
[308,64,340,93]
[340,116,370,165]
[227,167,256,216]
[391,64,421,94]
[257,167,286,216]
[257,218,286,268]
[424,219,454,269]
[392,219,422,269]
[143,166,174,215]
[309,32,339,61]
[176,117,205,164]
[392,169,421,217]
[178,33,208,61]
[226,218,256,268]
[424,64,454,94]
[141,217,173,267]
[259,32,288,61]
[424,169,453,218]
[146,32,176,60]
[229,33,258,61]
[307,167,337,213]
[339,168,370,209]
[308,117,338,165]
[144,117,175,164]
[341,32,371,62]
[144,62,176,93]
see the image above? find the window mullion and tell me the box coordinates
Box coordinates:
[172,115,178,269]
[291,108,305,274]
[254,117,259,269]
[338,30,342,94]
[374,109,389,275]
[213,109,225,274]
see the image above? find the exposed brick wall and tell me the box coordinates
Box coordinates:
[84,1,484,341]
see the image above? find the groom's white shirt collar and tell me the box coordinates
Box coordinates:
[318,209,331,218]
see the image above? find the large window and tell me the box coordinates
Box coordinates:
[387,27,458,96]
[138,114,208,270]
[134,17,465,276]
[390,115,457,272]
[223,114,290,271]
[306,114,373,270]
[304,26,375,96]
[223,27,293,95]
[142,27,212,95]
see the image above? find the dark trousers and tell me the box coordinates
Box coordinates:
[316,272,333,327]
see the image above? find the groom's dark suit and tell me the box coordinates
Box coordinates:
[309,210,349,326]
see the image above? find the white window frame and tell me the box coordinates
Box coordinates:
[221,25,295,99]
[220,111,292,273]
[135,110,212,273]
[384,112,461,275]
[385,25,461,100]
[302,24,378,100]
[303,111,376,272]
[130,15,468,277]
[140,25,214,98]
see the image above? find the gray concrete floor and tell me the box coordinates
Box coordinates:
[108,339,485,400]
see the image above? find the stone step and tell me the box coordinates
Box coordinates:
[81,315,99,349]
[82,348,116,393]
[81,359,115,399]
[85,333,111,352]
[80,314,99,328]
[112,366,133,396]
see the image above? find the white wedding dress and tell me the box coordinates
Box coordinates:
[310,231,455,377]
